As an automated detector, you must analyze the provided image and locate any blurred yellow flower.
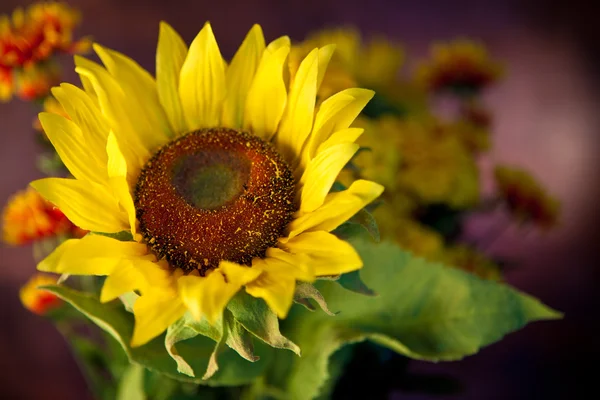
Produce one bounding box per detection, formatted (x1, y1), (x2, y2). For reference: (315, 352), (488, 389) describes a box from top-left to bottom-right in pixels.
(445, 119), (490, 153)
(377, 211), (444, 258)
(494, 166), (559, 229)
(435, 245), (502, 281)
(355, 116), (480, 209)
(20, 273), (63, 315)
(415, 39), (503, 94)
(291, 28), (404, 98)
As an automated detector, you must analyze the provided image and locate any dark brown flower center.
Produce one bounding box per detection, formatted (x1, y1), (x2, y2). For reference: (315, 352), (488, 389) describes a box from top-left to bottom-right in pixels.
(134, 128), (296, 275)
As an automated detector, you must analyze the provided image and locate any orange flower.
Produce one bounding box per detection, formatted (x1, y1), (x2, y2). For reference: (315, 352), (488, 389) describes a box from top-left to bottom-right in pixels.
(415, 39), (503, 94)
(0, 2), (90, 101)
(13, 60), (60, 101)
(494, 166), (560, 229)
(2, 187), (86, 245)
(0, 65), (12, 100)
(19, 273), (62, 315)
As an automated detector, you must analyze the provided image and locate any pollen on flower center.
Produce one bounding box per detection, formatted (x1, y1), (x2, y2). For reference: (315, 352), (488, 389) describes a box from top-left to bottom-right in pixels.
(134, 128), (296, 275)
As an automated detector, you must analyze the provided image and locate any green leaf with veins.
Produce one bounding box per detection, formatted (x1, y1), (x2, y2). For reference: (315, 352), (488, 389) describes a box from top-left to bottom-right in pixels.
(268, 239), (561, 400)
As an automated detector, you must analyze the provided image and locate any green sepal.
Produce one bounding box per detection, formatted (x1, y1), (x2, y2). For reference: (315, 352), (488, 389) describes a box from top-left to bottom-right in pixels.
(268, 239), (561, 399)
(333, 207), (380, 242)
(336, 270), (377, 297)
(228, 291), (301, 356)
(41, 285), (266, 386)
(165, 309), (258, 380)
(293, 282), (336, 316)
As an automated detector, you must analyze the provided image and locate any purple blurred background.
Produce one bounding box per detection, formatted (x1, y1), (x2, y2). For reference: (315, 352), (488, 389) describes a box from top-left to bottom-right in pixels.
(1, 0), (598, 398)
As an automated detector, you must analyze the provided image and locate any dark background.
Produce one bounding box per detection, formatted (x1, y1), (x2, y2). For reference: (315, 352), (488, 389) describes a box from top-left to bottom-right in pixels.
(1, 0), (598, 399)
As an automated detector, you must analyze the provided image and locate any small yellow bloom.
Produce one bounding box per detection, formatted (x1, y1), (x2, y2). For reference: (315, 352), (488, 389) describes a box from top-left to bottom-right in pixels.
(494, 166), (559, 229)
(415, 39), (503, 94)
(20, 273), (63, 315)
(375, 211), (444, 258)
(436, 246), (502, 281)
(354, 116), (480, 209)
(444, 119), (490, 154)
(2, 187), (84, 245)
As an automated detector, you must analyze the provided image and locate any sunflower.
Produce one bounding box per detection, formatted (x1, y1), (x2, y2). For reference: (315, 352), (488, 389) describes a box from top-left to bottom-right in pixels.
(32, 22), (383, 347)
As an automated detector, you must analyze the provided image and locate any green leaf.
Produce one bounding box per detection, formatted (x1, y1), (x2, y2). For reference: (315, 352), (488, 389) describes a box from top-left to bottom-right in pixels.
(117, 364), (146, 400)
(336, 270), (376, 297)
(43, 285), (267, 386)
(270, 240), (561, 399)
(293, 282), (336, 316)
(227, 291), (300, 356)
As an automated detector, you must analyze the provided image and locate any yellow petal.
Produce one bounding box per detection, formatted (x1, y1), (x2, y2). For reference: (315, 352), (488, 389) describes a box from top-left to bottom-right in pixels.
(38, 234), (148, 275)
(73, 55), (98, 101)
(280, 231), (362, 276)
(106, 132), (137, 235)
(132, 291), (186, 347)
(178, 267), (247, 324)
(245, 258), (296, 318)
(38, 112), (107, 185)
(156, 21), (188, 135)
(265, 247), (315, 282)
(100, 258), (171, 302)
(51, 83), (109, 166)
(221, 24), (265, 129)
(31, 178), (129, 233)
(94, 44), (173, 147)
(219, 260), (262, 286)
(301, 88), (374, 168)
(299, 142), (359, 213)
(316, 127), (364, 154)
(287, 179), (384, 239)
(74, 58), (150, 170)
(179, 23), (226, 130)
(100, 259), (140, 302)
(276, 48), (318, 164)
(243, 37), (290, 140)
(53, 84), (142, 185)
(316, 45), (336, 91)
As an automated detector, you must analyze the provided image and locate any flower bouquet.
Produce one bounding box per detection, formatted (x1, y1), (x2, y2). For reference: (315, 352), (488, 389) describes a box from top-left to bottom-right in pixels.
(2, 3), (560, 399)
